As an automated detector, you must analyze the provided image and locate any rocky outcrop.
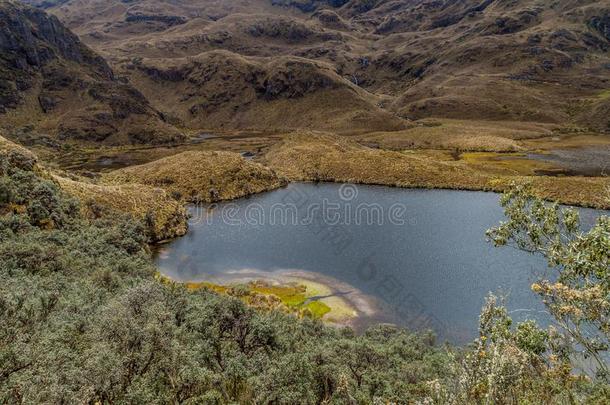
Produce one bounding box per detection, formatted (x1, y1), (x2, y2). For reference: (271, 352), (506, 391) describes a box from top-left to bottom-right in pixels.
(258, 60), (340, 100)
(125, 13), (187, 27)
(312, 10), (350, 30)
(271, 0), (349, 13)
(0, 0), (109, 111)
(246, 17), (340, 42)
(589, 14), (610, 42)
(0, 1), (184, 145)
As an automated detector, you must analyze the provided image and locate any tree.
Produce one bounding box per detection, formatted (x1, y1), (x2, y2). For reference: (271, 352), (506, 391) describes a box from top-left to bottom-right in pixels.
(487, 184), (610, 380)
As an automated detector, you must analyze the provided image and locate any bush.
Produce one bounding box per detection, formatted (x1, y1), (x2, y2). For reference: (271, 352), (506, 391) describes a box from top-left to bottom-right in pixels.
(1, 159), (607, 403)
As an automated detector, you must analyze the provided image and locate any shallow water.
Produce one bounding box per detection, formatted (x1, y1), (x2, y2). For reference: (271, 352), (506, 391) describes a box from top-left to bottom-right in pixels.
(155, 183), (605, 343)
(528, 146), (610, 176)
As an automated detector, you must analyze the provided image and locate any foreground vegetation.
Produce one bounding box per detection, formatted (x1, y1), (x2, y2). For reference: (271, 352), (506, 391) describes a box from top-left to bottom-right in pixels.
(1, 144), (609, 402)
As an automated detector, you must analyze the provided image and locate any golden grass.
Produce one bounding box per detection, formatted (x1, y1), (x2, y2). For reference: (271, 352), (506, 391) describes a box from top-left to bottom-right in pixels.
(460, 152), (560, 176)
(262, 132), (491, 190)
(488, 176), (610, 210)
(1, 134), (189, 241)
(0, 134), (35, 158)
(356, 119), (555, 152)
(104, 150), (287, 203)
(54, 175), (188, 241)
(263, 132), (610, 209)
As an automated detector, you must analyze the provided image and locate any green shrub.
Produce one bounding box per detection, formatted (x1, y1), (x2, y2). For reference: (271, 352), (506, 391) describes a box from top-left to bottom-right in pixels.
(0, 157), (607, 403)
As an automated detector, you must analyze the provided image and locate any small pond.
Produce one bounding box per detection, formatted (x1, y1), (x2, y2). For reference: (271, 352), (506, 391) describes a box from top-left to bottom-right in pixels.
(155, 183), (604, 343)
(528, 146), (610, 176)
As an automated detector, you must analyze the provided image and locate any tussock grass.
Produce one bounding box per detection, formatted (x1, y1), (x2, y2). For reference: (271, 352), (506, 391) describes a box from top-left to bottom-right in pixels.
(358, 119), (555, 152)
(0, 135), (36, 158)
(263, 132), (610, 209)
(488, 176), (610, 210)
(104, 150), (287, 203)
(1, 133), (188, 241)
(54, 175), (188, 241)
(262, 132), (491, 190)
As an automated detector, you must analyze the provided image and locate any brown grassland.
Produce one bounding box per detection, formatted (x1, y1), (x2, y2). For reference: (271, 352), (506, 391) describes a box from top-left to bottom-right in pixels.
(54, 175), (188, 241)
(261, 132), (610, 209)
(104, 150), (287, 203)
(29, 126), (610, 212)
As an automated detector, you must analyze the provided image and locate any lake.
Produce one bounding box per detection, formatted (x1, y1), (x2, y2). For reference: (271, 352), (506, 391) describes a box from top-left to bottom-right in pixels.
(155, 183), (604, 343)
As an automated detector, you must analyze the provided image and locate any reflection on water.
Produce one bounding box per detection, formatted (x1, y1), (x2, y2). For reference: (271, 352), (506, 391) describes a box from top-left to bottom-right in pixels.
(155, 183), (605, 344)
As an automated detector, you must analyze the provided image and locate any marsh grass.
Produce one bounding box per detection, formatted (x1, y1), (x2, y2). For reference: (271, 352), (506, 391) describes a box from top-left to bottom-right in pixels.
(179, 279), (335, 320)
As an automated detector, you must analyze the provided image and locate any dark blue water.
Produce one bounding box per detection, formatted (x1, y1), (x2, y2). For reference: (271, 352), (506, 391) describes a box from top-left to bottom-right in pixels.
(155, 183), (604, 343)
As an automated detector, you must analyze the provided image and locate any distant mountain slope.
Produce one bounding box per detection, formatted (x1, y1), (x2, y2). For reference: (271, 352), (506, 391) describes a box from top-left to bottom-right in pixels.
(1, 0), (184, 144)
(17, 0), (610, 133)
(122, 50), (407, 133)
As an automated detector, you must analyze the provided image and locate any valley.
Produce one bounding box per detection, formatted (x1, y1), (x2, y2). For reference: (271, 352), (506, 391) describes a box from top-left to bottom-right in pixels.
(29, 125), (610, 209)
(1, 0), (609, 402)
(2, 0), (609, 210)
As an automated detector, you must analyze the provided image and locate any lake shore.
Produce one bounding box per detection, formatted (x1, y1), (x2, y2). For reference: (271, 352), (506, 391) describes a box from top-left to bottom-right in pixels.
(157, 267), (384, 329)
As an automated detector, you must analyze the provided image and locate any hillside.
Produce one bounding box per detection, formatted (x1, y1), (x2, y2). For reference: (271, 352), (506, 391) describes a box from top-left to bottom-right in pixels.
(21, 0), (610, 134)
(0, 133), (188, 240)
(2, 2), (610, 401)
(0, 0), (184, 145)
(104, 150), (287, 202)
(1, 130), (609, 403)
(124, 51), (407, 133)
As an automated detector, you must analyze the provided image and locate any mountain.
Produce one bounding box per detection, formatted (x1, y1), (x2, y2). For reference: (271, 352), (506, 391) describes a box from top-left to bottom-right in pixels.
(0, 0), (184, 145)
(14, 0), (610, 134)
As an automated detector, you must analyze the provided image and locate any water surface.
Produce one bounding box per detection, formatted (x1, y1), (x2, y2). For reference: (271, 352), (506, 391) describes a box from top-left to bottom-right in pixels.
(155, 183), (604, 343)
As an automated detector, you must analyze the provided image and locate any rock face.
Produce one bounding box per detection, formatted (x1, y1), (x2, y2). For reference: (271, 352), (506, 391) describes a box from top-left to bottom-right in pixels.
(0, 1), (184, 144)
(589, 14), (610, 41)
(0, 4), (110, 71)
(0, 0), (109, 111)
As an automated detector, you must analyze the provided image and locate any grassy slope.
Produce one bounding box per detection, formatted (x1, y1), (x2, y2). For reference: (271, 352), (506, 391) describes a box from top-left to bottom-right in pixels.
(36, 0), (610, 134)
(262, 132), (610, 209)
(54, 175), (187, 241)
(104, 150), (287, 203)
(2, 124), (609, 404)
(1, 134), (187, 241)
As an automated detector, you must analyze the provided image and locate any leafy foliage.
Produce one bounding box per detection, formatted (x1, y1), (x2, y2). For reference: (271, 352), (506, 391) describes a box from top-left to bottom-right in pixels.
(1, 158), (608, 403)
(488, 184), (610, 380)
(0, 155), (452, 403)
